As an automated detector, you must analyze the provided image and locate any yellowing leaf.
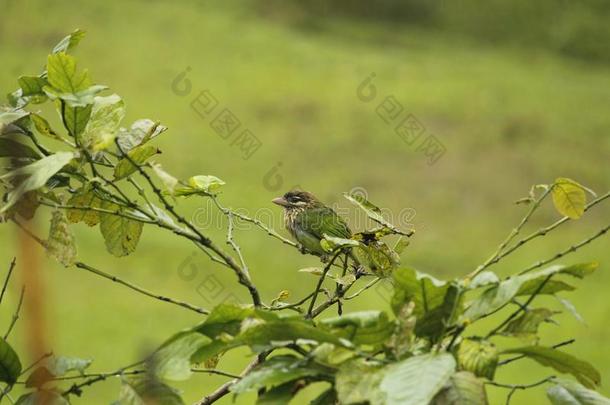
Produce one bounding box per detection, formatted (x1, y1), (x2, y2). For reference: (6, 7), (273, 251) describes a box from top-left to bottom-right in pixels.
(99, 202), (144, 257)
(66, 187), (102, 226)
(552, 178), (586, 219)
(46, 210), (77, 267)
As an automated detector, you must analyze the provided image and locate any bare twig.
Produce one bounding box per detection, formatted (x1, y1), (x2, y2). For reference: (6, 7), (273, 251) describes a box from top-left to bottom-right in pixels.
(306, 250), (344, 318)
(470, 186), (552, 278)
(486, 376), (555, 405)
(0, 258), (17, 306)
(519, 223), (610, 275)
(4, 286), (25, 340)
(486, 274), (552, 338)
(11, 218), (209, 315)
(494, 191), (609, 268)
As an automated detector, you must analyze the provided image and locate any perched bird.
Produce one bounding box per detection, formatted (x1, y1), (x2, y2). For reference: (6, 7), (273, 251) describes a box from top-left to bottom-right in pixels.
(272, 190), (352, 258)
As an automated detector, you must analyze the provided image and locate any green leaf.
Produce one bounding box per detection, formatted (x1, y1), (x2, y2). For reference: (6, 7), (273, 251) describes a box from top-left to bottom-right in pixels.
(114, 145), (159, 180)
(186, 175), (225, 194)
(380, 353), (456, 405)
(517, 279), (576, 296)
(392, 268), (462, 341)
(501, 308), (558, 338)
(0, 138), (41, 159)
(153, 331), (211, 381)
(46, 210), (77, 267)
(15, 391), (69, 405)
(0, 151), (74, 213)
(118, 376), (185, 405)
(46, 52), (91, 95)
(468, 271), (500, 289)
(99, 201), (144, 257)
(552, 178), (587, 219)
(431, 371), (489, 405)
(237, 317), (348, 351)
(18, 76), (48, 103)
(464, 263), (598, 321)
(117, 119), (167, 152)
(66, 186), (103, 226)
(547, 378), (610, 405)
(230, 355), (327, 394)
(501, 346), (601, 388)
(456, 339), (498, 380)
(256, 381), (302, 405)
(59, 101), (93, 137)
(310, 388), (338, 405)
(335, 361), (385, 405)
(52, 29), (86, 54)
(321, 234), (360, 252)
(84, 94), (126, 151)
(45, 84), (108, 108)
(0, 338), (22, 384)
(343, 192), (410, 236)
(320, 311), (394, 346)
(194, 303), (255, 338)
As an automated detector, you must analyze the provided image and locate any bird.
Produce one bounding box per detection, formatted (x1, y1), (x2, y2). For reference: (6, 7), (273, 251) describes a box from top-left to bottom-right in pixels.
(272, 190), (353, 259)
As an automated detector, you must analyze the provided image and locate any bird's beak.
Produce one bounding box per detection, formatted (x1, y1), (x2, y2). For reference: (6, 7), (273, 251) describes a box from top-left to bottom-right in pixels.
(272, 197), (289, 207)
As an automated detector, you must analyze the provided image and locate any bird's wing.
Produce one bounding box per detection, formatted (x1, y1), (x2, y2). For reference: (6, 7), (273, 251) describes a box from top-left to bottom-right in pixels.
(295, 206), (352, 240)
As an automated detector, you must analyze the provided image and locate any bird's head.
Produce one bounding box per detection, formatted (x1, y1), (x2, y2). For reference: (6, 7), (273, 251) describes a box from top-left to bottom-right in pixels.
(272, 190), (322, 210)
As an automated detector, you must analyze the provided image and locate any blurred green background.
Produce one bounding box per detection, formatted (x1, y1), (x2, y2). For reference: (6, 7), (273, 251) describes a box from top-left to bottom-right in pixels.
(1, 0), (609, 403)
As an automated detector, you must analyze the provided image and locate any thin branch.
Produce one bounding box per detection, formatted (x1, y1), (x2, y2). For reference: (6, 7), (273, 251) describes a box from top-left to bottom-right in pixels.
(74, 262), (209, 315)
(470, 186), (552, 278)
(345, 277), (381, 300)
(12, 218), (209, 315)
(17, 368), (239, 384)
(486, 375), (555, 405)
(486, 274), (552, 338)
(115, 140), (261, 307)
(38, 201), (156, 224)
(519, 223), (610, 275)
(196, 354), (266, 405)
(498, 339), (575, 366)
(0, 258), (17, 306)
(494, 191), (609, 268)
(19, 352), (54, 377)
(226, 212), (249, 278)
(306, 250), (344, 318)
(4, 286), (25, 340)
(210, 196), (297, 248)
(63, 360), (144, 397)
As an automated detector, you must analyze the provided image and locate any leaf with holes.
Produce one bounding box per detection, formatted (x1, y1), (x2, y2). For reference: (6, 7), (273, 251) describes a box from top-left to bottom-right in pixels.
(66, 186), (103, 226)
(99, 202), (144, 257)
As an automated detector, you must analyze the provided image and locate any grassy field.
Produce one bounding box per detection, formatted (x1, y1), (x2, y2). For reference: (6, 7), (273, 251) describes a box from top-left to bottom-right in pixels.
(1, 0), (609, 403)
